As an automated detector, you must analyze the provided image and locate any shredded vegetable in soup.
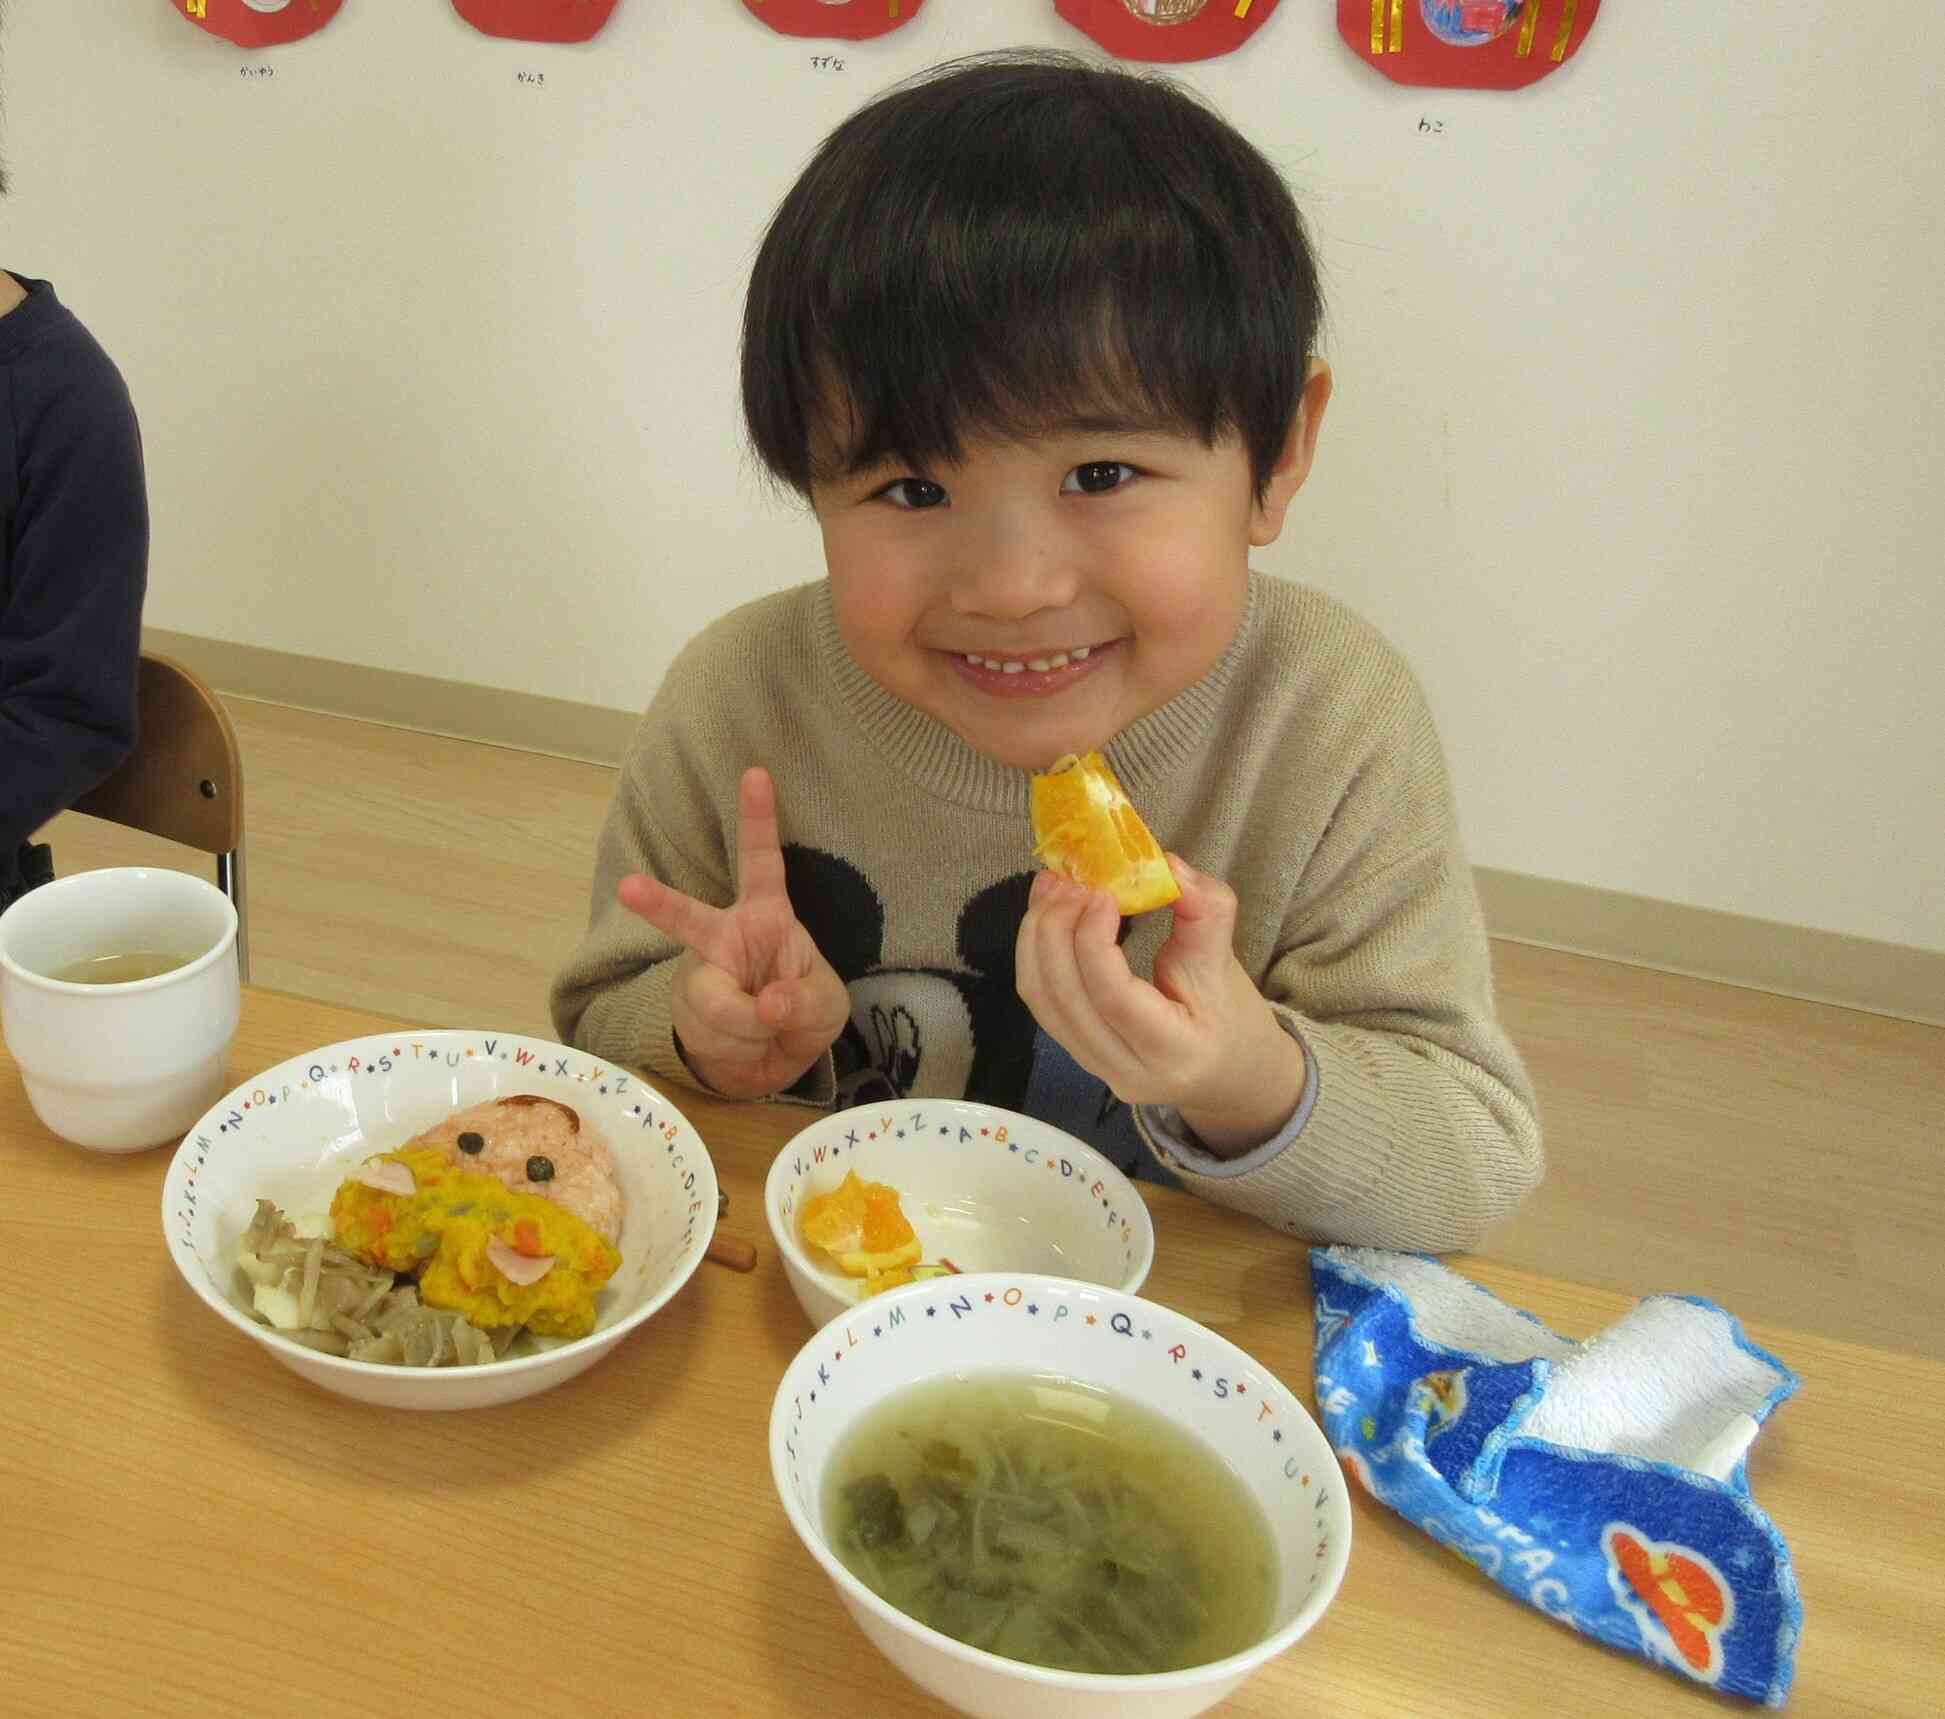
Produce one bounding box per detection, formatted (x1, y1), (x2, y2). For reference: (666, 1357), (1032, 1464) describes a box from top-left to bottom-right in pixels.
(822, 1373), (1277, 1675)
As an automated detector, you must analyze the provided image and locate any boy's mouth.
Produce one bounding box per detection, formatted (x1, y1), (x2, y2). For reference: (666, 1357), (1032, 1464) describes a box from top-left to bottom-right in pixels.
(942, 639), (1118, 696)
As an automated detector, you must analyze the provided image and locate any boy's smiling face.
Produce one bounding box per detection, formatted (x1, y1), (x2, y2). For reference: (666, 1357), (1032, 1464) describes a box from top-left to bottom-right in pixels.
(812, 391), (1324, 771)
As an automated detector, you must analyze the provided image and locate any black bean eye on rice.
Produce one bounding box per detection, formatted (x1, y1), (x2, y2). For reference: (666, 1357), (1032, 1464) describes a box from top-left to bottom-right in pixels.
(458, 1131), (484, 1154)
(527, 1155), (555, 1183)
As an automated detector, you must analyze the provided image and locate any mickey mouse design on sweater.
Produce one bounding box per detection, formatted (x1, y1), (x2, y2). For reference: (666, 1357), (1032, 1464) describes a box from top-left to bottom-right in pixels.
(782, 847), (1156, 1180)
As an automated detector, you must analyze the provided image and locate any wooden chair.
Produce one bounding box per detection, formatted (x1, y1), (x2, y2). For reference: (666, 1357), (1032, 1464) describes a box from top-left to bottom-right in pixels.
(69, 652), (249, 980)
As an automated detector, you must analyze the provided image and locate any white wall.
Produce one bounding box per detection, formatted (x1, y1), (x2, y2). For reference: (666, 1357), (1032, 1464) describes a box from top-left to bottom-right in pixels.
(8, 2), (1941, 952)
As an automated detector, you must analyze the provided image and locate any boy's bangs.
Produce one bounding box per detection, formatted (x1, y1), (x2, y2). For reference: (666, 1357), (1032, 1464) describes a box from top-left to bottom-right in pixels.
(811, 301), (1224, 484)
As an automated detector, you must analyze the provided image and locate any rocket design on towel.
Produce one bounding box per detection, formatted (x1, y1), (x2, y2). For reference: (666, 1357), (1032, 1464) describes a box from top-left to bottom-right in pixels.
(1417, 1368), (1469, 1439)
(1310, 1247), (1801, 1706)
(1604, 1526), (1734, 1683)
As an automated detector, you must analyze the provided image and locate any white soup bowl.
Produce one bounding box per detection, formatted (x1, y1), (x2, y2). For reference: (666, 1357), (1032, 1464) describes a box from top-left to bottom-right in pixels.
(770, 1272), (1352, 1719)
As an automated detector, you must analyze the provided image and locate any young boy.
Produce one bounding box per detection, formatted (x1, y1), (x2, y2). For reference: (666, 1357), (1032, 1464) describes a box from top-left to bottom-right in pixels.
(553, 52), (1542, 1252)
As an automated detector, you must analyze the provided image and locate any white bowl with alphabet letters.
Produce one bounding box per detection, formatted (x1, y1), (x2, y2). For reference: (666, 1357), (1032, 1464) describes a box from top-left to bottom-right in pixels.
(770, 1272), (1352, 1719)
(161, 1030), (717, 1410)
(765, 1100), (1154, 1329)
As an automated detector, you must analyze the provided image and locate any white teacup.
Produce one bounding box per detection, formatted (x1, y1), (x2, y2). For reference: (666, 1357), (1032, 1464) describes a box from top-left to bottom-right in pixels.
(0, 867), (241, 1152)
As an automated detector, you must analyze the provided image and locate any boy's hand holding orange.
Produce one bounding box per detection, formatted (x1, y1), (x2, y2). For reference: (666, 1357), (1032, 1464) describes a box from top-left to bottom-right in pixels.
(617, 766), (849, 1100)
(1019, 759), (1306, 1154)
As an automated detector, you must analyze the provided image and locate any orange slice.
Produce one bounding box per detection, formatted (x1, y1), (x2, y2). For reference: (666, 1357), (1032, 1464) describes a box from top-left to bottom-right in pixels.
(801, 1171), (921, 1279)
(800, 1171), (867, 1255)
(1030, 750), (1181, 915)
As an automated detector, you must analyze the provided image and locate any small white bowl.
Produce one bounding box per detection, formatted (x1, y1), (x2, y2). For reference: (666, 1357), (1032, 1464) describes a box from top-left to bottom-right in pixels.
(770, 1272), (1352, 1719)
(161, 1029), (717, 1410)
(765, 1100), (1154, 1328)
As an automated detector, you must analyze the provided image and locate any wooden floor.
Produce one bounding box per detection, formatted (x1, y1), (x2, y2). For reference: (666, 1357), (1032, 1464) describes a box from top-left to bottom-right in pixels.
(41, 697), (1945, 1363)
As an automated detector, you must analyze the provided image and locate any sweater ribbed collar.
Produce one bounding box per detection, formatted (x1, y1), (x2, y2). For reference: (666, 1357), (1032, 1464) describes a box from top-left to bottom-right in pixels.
(813, 575), (1263, 816)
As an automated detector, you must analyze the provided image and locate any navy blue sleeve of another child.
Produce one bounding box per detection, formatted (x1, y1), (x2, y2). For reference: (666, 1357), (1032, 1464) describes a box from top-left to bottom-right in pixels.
(0, 278), (150, 853)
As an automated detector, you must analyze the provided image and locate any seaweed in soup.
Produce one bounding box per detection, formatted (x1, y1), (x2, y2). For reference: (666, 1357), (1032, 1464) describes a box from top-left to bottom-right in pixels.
(824, 1373), (1276, 1675)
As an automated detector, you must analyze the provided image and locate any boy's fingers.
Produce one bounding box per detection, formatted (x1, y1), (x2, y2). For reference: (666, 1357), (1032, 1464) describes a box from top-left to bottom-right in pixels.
(1013, 902), (1049, 1014)
(618, 873), (722, 955)
(683, 959), (775, 1048)
(1017, 881), (1089, 1010)
(734, 765), (790, 904)
(1072, 889), (1182, 1050)
(1156, 855), (1240, 979)
(1020, 885), (1146, 1084)
(757, 972), (850, 1044)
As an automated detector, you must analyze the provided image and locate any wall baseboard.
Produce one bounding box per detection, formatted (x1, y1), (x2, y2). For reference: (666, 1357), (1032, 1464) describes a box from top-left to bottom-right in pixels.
(150, 628), (1945, 1028)
(1475, 869), (1942, 1028)
(146, 628), (641, 767)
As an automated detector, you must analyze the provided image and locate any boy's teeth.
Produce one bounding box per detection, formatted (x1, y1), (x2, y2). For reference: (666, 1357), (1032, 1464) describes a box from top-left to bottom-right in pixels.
(966, 649), (1088, 672)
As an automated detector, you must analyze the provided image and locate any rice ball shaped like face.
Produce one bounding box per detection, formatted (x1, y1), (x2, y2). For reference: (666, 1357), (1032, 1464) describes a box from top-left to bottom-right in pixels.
(406, 1096), (624, 1243)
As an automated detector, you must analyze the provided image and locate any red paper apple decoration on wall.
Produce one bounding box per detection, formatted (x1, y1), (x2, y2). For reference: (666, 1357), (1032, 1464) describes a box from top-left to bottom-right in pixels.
(741, 0), (924, 42)
(168, 0), (344, 49)
(1342, 0), (1601, 89)
(452, 0), (623, 42)
(1054, 0), (1281, 64)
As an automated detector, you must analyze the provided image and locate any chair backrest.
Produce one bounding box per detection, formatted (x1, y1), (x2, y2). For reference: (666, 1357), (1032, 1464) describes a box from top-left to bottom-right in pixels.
(69, 652), (243, 854)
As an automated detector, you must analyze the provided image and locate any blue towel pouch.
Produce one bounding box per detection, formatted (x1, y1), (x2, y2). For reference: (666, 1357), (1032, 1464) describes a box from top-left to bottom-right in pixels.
(1310, 1246), (1802, 1705)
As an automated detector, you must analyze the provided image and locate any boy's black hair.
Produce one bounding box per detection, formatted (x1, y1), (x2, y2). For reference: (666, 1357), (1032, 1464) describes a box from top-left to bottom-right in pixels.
(741, 50), (1321, 503)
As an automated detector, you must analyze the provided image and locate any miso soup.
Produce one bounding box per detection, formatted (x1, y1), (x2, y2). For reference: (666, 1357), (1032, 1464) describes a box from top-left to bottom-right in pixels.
(822, 1372), (1277, 1675)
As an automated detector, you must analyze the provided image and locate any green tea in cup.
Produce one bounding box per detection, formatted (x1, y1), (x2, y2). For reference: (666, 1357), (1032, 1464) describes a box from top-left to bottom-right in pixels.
(0, 868), (240, 1151)
(49, 951), (194, 985)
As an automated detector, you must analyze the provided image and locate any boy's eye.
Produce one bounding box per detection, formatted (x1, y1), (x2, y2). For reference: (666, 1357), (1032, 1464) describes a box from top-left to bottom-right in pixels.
(1062, 461), (1136, 496)
(879, 477), (949, 510)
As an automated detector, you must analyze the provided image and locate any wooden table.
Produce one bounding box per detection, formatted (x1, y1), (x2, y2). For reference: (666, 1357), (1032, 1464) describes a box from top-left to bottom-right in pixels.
(3, 987), (1938, 1717)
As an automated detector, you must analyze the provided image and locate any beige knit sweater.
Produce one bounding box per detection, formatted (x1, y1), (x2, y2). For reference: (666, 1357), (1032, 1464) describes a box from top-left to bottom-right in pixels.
(552, 573), (1542, 1252)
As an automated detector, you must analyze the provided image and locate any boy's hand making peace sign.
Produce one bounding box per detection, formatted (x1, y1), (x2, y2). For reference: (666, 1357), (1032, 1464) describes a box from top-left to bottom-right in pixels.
(616, 766), (850, 1099)
(1015, 858), (1309, 1155)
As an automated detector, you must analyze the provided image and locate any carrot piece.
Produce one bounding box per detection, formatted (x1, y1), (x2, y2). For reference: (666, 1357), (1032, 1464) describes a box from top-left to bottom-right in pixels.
(514, 1218), (544, 1257)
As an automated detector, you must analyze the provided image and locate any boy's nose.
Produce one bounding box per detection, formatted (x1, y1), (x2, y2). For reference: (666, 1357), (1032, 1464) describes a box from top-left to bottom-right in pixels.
(948, 525), (1079, 619)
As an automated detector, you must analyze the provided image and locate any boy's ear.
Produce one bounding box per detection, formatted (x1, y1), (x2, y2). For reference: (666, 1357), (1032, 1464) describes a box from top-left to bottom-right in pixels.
(1249, 360), (1333, 547)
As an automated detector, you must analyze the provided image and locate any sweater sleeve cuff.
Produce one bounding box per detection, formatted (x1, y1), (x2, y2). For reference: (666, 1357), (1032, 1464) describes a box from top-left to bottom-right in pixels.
(1136, 1010), (1317, 1179)
(779, 1054), (838, 1107)
(667, 1025), (838, 1109)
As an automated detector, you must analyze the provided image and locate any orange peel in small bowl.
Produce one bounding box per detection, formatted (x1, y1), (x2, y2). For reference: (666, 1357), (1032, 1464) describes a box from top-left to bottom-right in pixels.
(1030, 750), (1181, 916)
